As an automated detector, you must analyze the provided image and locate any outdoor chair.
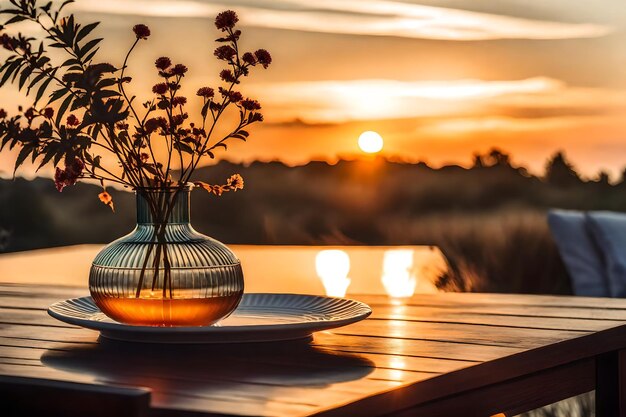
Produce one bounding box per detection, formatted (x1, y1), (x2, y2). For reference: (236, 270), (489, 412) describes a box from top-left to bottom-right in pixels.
(548, 210), (626, 297)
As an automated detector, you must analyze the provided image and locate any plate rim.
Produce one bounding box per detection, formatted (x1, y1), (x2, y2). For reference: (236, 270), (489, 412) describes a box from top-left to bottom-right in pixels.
(47, 293), (372, 336)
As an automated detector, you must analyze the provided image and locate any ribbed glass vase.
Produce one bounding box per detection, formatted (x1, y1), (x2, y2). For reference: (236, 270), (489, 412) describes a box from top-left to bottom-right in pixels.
(89, 185), (244, 327)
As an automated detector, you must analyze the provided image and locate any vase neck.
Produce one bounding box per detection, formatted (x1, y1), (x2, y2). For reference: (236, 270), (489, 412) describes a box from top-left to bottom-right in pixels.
(136, 187), (191, 224)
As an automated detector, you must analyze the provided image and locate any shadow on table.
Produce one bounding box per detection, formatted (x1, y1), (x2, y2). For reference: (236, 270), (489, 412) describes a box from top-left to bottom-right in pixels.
(41, 337), (375, 389)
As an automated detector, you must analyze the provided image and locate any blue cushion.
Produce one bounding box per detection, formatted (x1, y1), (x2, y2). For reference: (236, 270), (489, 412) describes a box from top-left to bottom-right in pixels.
(547, 210), (609, 297)
(586, 211), (626, 297)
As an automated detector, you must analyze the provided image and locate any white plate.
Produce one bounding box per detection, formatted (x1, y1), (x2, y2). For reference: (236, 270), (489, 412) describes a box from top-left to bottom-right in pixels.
(48, 293), (371, 343)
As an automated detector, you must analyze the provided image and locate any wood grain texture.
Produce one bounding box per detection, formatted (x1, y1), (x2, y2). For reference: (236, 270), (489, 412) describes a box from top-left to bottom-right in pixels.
(3, 284), (626, 416)
(378, 358), (595, 417)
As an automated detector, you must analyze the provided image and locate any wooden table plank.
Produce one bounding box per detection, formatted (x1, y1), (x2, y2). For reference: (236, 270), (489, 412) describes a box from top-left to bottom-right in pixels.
(0, 362), (321, 417)
(4, 284), (626, 416)
(0, 350), (428, 417)
(376, 358), (596, 417)
(359, 292), (626, 309)
(365, 301), (626, 321)
(370, 305), (626, 327)
(0, 306), (596, 351)
(312, 333), (523, 362)
(335, 319), (591, 349)
(0, 336), (463, 375)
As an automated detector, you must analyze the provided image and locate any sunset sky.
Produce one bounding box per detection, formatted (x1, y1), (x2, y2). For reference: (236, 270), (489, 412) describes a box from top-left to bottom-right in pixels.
(1, 0), (626, 178)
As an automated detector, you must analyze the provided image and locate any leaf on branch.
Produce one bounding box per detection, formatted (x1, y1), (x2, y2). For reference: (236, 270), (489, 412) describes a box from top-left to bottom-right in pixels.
(230, 130), (248, 141)
(11, 61), (25, 83)
(53, 151), (64, 167)
(4, 15), (28, 25)
(90, 123), (101, 140)
(14, 146), (33, 176)
(98, 191), (115, 212)
(173, 141), (194, 154)
(56, 94), (74, 125)
(18, 66), (33, 90)
(200, 101), (210, 118)
(96, 89), (121, 99)
(48, 88), (69, 104)
(0, 61), (22, 87)
(61, 58), (81, 67)
(37, 146), (59, 171)
(36, 56), (51, 67)
(79, 38), (102, 59)
(27, 71), (47, 92)
(41, 2), (53, 13)
(35, 77), (54, 105)
(142, 163), (161, 177)
(83, 47), (100, 63)
(76, 22), (99, 43)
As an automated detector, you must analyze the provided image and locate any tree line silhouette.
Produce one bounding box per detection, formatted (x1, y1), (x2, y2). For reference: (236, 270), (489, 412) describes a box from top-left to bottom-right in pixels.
(1, 149), (624, 253)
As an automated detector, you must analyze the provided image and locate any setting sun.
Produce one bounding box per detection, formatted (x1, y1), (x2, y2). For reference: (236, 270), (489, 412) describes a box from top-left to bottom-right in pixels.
(358, 131), (384, 154)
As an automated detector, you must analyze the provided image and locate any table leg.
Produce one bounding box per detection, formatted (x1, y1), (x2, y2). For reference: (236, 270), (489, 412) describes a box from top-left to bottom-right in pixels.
(596, 350), (626, 417)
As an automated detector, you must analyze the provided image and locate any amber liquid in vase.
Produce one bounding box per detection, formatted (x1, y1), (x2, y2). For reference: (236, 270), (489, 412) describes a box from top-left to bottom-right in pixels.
(93, 291), (243, 327)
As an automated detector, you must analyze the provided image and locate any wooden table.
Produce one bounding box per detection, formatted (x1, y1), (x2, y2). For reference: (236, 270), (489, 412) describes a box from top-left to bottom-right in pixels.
(2, 284), (626, 416)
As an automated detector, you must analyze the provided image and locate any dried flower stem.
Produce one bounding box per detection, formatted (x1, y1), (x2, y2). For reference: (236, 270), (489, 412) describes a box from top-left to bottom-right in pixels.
(1, 4), (270, 299)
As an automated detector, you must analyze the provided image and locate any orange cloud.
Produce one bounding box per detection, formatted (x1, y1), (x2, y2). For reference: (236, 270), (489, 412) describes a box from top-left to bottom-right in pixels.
(246, 77), (625, 123)
(70, 0), (612, 41)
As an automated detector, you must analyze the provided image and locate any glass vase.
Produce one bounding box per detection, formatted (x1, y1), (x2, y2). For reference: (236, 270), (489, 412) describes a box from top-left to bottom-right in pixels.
(89, 184), (244, 327)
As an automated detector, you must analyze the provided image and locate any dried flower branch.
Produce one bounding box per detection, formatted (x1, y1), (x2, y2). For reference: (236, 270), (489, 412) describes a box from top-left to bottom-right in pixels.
(0, 2), (270, 208)
(0, 3), (270, 298)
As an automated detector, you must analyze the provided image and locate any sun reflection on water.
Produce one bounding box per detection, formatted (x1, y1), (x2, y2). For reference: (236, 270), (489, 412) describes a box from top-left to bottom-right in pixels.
(315, 249), (351, 297)
(381, 249), (417, 298)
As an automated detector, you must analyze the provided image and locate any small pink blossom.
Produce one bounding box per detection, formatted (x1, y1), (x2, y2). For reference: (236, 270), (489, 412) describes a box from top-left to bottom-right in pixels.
(152, 83), (168, 95)
(215, 10), (238, 31)
(133, 24), (150, 40)
(240, 99), (261, 111)
(242, 52), (256, 65)
(196, 87), (214, 98)
(54, 157), (84, 192)
(155, 57), (171, 70)
(220, 69), (236, 83)
(171, 96), (187, 107)
(228, 91), (243, 103)
(66, 114), (80, 127)
(254, 49), (272, 68)
(54, 167), (68, 192)
(214, 45), (236, 61)
(170, 64), (188, 76)
(43, 108), (54, 119)
(145, 117), (168, 133)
